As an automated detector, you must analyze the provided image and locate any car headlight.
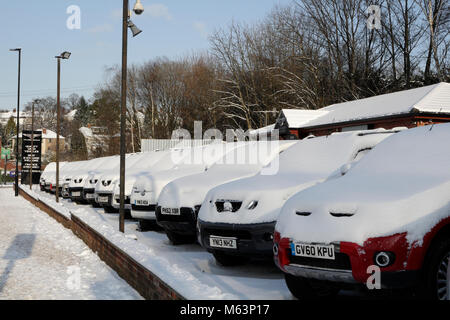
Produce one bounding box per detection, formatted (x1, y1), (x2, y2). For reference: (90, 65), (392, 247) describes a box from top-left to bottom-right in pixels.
(246, 200), (258, 210)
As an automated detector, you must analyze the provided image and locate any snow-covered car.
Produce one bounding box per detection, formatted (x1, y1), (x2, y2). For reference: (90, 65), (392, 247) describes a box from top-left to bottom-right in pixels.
(274, 124), (450, 299)
(130, 143), (234, 226)
(110, 150), (171, 212)
(94, 153), (149, 213)
(60, 160), (90, 199)
(68, 156), (114, 203)
(45, 161), (69, 194)
(198, 129), (400, 266)
(40, 162), (57, 191)
(156, 140), (297, 244)
(82, 156), (119, 206)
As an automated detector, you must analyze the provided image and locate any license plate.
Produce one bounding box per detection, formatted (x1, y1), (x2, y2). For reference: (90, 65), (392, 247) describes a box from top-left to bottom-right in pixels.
(209, 236), (237, 249)
(72, 191), (81, 197)
(85, 193), (94, 199)
(98, 196), (109, 203)
(135, 200), (149, 206)
(291, 243), (335, 260)
(161, 207), (180, 215)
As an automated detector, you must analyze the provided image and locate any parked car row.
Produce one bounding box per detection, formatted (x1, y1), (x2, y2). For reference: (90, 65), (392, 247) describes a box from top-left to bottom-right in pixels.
(38, 123), (450, 299)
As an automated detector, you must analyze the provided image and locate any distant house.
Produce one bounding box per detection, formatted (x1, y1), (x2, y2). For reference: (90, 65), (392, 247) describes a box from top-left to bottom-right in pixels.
(12, 128), (65, 157)
(274, 109), (328, 139)
(0, 110), (31, 126)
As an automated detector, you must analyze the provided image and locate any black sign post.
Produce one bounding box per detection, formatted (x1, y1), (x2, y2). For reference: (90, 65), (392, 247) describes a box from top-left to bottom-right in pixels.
(21, 130), (42, 184)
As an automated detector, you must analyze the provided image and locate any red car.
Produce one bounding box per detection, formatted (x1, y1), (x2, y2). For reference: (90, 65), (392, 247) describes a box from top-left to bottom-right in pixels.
(274, 123), (450, 299)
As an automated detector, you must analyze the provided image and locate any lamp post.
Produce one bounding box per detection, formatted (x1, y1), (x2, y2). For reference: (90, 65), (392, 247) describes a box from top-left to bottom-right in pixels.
(119, 0), (144, 233)
(55, 51), (71, 203)
(9, 48), (21, 196)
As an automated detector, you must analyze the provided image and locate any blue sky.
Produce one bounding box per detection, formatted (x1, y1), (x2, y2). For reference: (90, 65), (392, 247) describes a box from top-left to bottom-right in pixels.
(0, 0), (293, 110)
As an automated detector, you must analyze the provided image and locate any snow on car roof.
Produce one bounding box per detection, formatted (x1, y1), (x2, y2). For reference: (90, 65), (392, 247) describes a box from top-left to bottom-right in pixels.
(199, 130), (395, 225)
(302, 82), (450, 128)
(276, 123), (450, 246)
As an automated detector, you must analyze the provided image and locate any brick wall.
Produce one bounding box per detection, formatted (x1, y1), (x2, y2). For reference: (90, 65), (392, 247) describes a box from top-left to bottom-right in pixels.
(18, 188), (185, 300)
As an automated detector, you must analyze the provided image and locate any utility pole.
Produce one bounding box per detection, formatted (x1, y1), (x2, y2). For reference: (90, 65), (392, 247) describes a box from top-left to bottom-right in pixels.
(9, 48), (21, 196)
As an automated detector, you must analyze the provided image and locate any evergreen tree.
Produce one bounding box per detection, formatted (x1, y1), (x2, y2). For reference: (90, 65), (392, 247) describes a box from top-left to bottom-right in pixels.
(73, 96), (92, 127)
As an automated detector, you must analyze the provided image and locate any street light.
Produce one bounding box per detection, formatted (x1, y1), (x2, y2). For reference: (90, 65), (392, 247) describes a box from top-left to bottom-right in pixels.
(55, 51), (71, 203)
(9, 48), (21, 197)
(119, 0), (144, 233)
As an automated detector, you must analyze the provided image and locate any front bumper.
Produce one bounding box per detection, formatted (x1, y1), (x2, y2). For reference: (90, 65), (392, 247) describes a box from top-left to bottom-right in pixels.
(198, 220), (276, 257)
(112, 195), (131, 210)
(274, 232), (422, 289)
(156, 206), (200, 235)
(96, 192), (114, 208)
(69, 187), (84, 201)
(130, 203), (157, 220)
(83, 188), (96, 203)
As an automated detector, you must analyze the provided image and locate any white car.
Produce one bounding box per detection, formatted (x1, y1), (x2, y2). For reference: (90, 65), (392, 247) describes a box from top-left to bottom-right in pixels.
(110, 150), (171, 212)
(130, 143), (236, 227)
(274, 124), (450, 299)
(156, 140), (297, 244)
(82, 155), (120, 206)
(40, 162), (56, 191)
(68, 157), (115, 203)
(94, 153), (150, 213)
(45, 161), (69, 194)
(198, 129), (401, 266)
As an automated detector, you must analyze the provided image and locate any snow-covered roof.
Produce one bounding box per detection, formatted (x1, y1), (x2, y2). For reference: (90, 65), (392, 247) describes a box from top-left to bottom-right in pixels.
(249, 124), (275, 137)
(65, 109), (78, 121)
(279, 109), (329, 128)
(302, 82), (450, 128)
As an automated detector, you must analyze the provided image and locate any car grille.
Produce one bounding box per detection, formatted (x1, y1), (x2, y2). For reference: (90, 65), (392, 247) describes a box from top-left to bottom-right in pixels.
(215, 201), (242, 213)
(131, 204), (156, 212)
(289, 253), (352, 271)
(203, 227), (252, 240)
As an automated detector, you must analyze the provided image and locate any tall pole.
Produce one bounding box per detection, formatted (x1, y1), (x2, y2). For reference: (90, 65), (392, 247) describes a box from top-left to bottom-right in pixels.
(12, 49), (21, 196)
(119, 0), (129, 233)
(56, 57), (61, 203)
(29, 101), (35, 190)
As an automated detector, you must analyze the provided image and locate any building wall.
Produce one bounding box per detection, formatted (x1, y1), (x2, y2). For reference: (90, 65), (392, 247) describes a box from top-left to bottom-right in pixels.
(42, 138), (66, 156)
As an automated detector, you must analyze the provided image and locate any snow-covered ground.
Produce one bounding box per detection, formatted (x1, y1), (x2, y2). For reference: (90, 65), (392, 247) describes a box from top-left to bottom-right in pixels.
(0, 188), (142, 300)
(34, 186), (293, 300)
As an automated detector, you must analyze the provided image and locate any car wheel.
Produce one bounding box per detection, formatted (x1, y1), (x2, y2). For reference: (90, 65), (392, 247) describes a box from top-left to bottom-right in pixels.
(213, 251), (247, 266)
(166, 230), (196, 245)
(284, 274), (339, 299)
(424, 238), (450, 300)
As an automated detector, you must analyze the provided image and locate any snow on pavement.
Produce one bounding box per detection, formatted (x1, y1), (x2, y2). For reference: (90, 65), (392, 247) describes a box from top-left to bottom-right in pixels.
(0, 188), (142, 300)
